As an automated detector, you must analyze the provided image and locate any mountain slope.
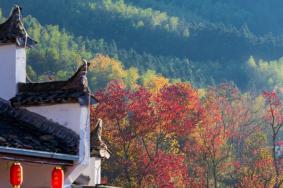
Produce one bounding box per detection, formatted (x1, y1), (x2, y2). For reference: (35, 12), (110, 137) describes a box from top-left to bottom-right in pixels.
(0, 0), (282, 90)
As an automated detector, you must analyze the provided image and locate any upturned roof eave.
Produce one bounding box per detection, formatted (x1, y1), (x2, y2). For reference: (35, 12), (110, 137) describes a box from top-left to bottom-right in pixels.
(10, 60), (97, 107)
(0, 5), (37, 48)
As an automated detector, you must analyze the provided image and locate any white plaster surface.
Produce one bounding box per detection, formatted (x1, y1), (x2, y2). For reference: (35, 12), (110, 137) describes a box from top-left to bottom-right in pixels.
(81, 157), (101, 185)
(64, 106), (92, 187)
(27, 104), (95, 186)
(27, 103), (81, 134)
(0, 44), (26, 100)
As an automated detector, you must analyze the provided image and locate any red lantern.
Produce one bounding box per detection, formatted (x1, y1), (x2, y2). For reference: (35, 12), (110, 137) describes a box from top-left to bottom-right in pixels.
(10, 163), (23, 188)
(51, 167), (64, 188)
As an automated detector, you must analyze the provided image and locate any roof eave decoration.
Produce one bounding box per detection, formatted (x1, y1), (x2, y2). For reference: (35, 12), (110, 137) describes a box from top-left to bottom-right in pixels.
(0, 5), (37, 48)
(90, 119), (110, 159)
(18, 60), (91, 93)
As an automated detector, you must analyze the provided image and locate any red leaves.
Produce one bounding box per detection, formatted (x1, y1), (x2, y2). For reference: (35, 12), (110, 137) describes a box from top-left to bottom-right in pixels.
(94, 81), (202, 186)
(263, 91), (283, 126)
(93, 81), (278, 187)
(263, 91), (281, 107)
(156, 83), (203, 135)
(141, 151), (189, 187)
(128, 87), (156, 136)
(95, 80), (129, 121)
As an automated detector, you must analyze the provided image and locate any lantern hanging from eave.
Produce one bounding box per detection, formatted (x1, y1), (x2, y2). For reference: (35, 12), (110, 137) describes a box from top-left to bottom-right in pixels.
(51, 167), (64, 188)
(10, 163), (23, 188)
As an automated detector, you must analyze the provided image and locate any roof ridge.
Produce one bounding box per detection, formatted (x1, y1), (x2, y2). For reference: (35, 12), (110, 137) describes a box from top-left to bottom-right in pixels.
(18, 60), (91, 93)
(10, 60), (96, 107)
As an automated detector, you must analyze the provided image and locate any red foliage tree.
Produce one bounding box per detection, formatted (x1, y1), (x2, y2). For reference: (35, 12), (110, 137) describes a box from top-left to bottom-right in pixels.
(263, 91), (283, 188)
(141, 151), (189, 187)
(155, 83), (203, 136)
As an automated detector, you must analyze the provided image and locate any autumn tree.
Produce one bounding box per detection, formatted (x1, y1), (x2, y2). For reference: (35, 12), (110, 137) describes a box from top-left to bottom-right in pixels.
(94, 81), (202, 187)
(94, 80), (158, 186)
(263, 91), (283, 188)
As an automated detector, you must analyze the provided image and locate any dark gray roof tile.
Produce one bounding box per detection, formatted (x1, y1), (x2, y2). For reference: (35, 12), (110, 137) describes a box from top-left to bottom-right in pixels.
(0, 99), (79, 155)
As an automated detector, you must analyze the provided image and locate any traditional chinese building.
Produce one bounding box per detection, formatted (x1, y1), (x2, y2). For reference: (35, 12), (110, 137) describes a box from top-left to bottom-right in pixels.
(0, 6), (109, 188)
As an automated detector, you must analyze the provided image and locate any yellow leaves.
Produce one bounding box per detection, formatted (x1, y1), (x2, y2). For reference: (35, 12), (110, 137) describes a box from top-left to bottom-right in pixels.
(89, 55), (171, 92)
(89, 54), (127, 89)
(141, 70), (169, 94)
(91, 54), (126, 79)
(259, 147), (272, 159)
(124, 67), (139, 89)
(167, 136), (180, 154)
(198, 88), (206, 98)
(252, 95), (265, 112)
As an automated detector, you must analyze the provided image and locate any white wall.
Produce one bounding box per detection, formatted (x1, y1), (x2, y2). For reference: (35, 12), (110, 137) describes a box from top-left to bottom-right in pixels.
(27, 104), (81, 134)
(81, 157), (101, 185)
(0, 44), (26, 100)
(27, 104), (89, 161)
(0, 159), (56, 188)
(26, 104), (96, 186)
(64, 105), (93, 187)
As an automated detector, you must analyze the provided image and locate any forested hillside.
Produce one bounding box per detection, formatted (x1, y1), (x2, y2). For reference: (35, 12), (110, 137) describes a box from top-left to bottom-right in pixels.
(1, 0), (283, 89)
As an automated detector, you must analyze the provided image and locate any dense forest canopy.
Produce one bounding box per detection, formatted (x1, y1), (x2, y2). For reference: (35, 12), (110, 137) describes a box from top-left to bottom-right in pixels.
(127, 0), (283, 35)
(1, 0), (283, 90)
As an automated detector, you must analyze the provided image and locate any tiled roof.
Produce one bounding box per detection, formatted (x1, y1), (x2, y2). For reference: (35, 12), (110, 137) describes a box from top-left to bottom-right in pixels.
(11, 90), (89, 107)
(0, 99), (79, 155)
(11, 61), (97, 107)
(0, 5), (37, 48)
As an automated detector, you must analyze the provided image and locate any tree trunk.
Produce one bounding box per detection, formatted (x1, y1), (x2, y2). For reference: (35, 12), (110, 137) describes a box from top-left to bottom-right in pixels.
(212, 165), (217, 188)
